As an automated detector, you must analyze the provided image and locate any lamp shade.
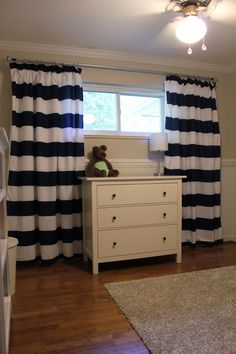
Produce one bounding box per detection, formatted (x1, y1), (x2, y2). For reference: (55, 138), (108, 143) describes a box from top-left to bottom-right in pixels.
(176, 15), (207, 44)
(149, 133), (168, 152)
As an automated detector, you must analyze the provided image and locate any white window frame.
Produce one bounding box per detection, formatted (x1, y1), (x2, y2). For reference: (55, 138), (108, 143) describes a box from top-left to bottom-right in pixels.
(83, 84), (165, 137)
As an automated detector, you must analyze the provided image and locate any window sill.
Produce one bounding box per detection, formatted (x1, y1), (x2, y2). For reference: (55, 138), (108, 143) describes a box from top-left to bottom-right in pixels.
(84, 132), (151, 140)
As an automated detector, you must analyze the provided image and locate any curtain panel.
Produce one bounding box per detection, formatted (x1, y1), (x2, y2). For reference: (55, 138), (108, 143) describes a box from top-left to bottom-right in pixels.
(7, 62), (84, 261)
(164, 75), (222, 244)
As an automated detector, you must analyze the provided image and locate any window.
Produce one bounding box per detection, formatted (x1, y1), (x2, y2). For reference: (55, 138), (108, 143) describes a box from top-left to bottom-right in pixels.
(83, 89), (164, 134)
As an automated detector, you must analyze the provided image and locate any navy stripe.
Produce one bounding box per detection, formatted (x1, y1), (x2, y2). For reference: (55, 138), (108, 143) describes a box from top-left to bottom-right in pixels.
(182, 194), (220, 207)
(10, 61), (82, 74)
(166, 92), (217, 110)
(8, 171), (84, 186)
(12, 82), (83, 101)
(8, 227), (83, 246)
(182, 217), (221, 231)
(165, 117), (220, 134)
(164, 169), (220, 183)
(10, 141), (84, 157)
(7, 199), (82, 217)
(166, 144), (220, 158)
(166, 75), (216, 89)
(12, 111), (83, 129)
(182, 239), (223, 246)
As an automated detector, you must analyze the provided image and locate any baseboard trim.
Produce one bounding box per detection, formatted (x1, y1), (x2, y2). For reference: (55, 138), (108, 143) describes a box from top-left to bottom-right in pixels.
(223, 235), (236, 243)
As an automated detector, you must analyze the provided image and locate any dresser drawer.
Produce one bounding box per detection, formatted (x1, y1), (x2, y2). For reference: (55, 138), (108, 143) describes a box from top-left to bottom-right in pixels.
(97, 204), (177, 229)
(97, 183), (178, 206)
(98, 225), (178, 257)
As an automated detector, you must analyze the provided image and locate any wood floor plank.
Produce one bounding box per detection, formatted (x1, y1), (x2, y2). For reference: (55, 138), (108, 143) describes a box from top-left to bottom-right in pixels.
(9, 242), (236, 354)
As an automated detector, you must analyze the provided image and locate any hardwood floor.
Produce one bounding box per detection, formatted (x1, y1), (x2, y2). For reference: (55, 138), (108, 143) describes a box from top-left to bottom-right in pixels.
(10, 242), (236, 354)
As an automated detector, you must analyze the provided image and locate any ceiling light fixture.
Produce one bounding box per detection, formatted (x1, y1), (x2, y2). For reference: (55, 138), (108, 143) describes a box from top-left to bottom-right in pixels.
(170, 0), (212, 55)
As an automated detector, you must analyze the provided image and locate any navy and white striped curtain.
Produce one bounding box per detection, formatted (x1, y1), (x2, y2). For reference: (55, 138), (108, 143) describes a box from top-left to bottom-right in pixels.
(7, 62), (84, 261)
(164, 75), (222, 244)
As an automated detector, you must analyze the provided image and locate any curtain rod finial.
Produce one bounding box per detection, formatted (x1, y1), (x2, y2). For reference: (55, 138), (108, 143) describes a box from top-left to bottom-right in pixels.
(6, 56), (16, 63)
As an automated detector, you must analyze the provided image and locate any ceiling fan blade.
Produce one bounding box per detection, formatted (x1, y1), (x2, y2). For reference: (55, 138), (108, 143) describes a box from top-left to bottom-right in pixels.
(205, 0), (236, 24)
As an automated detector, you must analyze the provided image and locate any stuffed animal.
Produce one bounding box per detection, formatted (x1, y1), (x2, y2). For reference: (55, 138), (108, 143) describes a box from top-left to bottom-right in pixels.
(85, 145), (119, 177)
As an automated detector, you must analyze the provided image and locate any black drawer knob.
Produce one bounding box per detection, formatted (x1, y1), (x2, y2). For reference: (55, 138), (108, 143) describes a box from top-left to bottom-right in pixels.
(163, 191), (167, 197)
(112, 242), (117, 248)
(163, 213), (167, 218)
(163, 237), (167, 242)
(112, 216), (117, 222)
(112, 193), (116, 199)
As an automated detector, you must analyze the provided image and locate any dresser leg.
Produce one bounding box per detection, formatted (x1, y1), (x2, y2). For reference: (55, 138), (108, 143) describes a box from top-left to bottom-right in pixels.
(92, 262), (98, 275)
(176, 253), (182, 263)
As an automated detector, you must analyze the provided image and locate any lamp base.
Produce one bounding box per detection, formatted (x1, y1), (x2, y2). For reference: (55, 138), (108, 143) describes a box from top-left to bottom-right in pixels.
(154, 152), (165, 176)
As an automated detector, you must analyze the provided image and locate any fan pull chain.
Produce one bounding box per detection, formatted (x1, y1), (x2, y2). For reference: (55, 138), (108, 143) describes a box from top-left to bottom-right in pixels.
(202, 36), (207, 51)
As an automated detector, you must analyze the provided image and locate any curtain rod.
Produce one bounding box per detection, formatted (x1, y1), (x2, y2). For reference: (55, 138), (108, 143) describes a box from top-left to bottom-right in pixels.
(6, 56), (217, 82)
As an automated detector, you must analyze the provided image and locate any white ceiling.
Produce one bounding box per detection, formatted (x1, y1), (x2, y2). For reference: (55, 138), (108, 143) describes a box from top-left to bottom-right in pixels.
(0, 0), (236, 68)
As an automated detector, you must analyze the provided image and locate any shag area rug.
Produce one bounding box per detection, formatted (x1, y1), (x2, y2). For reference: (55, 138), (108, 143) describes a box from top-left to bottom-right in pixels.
(105, 266), (236, 354)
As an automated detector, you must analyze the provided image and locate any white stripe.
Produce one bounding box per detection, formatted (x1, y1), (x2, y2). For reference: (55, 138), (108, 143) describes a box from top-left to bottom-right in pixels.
(165, 104), (218, 122)
(11, 68), (82, 87)
(13, 96), (83, 115)
(183, 206), (221, 219)
(165, 156), (221, 170)
(8, 213), (82, 232)
(39, 240), (83, 260)
(182, 228), (222, 243)
(16, 240), (82, 261)
(167, 131), (220, 146)
(182, 181), (221, 195)
(9, 155), (85, 172)
(11, 126), (84, 143)
(165, 80), (215, 99)
(7, 185), (82, 202)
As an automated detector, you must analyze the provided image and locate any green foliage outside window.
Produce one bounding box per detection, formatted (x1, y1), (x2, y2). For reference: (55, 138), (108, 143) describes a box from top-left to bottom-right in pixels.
(84, 91), (117, 130)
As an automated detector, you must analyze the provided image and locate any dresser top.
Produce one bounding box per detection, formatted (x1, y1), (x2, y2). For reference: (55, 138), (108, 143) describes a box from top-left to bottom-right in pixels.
(79, 176), (186, 181)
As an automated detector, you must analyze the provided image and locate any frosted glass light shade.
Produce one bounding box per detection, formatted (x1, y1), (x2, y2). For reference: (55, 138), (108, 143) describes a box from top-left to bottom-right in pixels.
(176, 15), (207, 44)
(149, 133), (168, 152)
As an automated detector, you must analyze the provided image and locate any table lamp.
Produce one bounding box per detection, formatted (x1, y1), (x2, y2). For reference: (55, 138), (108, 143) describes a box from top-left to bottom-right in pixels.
(149, 133), (168, 176)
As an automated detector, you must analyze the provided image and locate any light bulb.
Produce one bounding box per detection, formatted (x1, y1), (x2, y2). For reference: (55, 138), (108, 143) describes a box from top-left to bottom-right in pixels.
(176, 15), (207, 44)
(188, 47), (192, 55)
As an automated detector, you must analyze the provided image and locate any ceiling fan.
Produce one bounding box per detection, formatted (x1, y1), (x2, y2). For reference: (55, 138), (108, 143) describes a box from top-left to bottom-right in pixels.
(167, 0), (212, 13)
(165, 0), (220, 54)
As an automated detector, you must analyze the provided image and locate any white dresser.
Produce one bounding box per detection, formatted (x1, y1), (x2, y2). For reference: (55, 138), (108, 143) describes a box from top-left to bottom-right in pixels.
(80, 176), (184, 274)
